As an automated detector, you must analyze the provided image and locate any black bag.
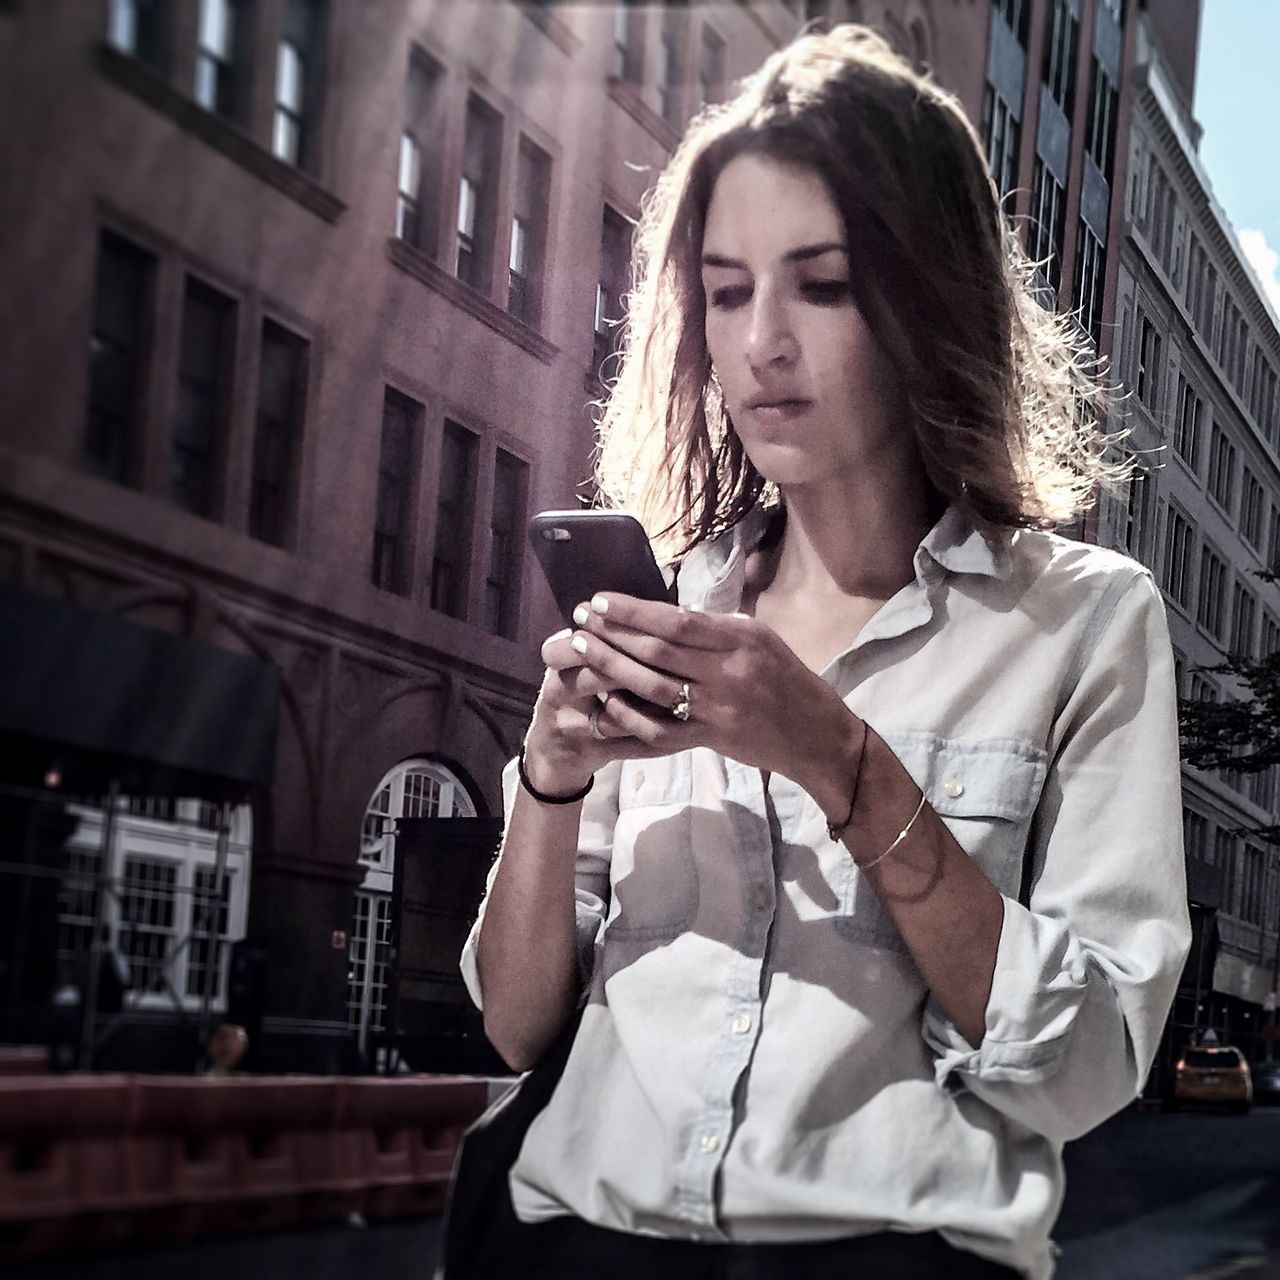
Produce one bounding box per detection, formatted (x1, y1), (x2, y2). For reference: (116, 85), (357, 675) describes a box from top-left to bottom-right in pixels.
(435, 1007), (583, 1279)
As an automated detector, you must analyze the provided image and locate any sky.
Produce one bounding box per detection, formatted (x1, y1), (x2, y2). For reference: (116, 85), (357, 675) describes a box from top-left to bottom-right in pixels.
(1193, 0), (1280, 314)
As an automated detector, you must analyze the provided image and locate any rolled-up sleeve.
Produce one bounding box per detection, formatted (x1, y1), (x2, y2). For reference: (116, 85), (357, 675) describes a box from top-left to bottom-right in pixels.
(923, 568), (1191, 1144)
(460, 755), (620, 1011)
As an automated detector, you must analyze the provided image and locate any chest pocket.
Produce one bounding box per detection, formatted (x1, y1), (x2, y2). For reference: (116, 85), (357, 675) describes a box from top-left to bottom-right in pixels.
(605, 754), (697, 941)
(834, 733), (1047, 954)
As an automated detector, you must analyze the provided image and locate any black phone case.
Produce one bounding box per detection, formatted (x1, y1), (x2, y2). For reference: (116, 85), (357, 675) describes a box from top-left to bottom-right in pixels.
(528, 511), (672, 625)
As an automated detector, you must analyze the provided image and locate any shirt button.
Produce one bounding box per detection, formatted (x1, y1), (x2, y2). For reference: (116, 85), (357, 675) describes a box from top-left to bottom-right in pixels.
(732, 1012), (752, 1035)
(750, 884), (770, 911)
(699, 1133), (720, 1154)
(943, 777), (964, 799)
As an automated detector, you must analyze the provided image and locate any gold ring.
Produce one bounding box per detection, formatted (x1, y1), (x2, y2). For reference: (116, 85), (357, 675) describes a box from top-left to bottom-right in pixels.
(671, 682), (692, 722)
(588, 704), (608, 740)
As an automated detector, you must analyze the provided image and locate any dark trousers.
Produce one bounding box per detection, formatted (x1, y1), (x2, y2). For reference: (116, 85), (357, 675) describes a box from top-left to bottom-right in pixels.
(524, 1216), (1021, 1279)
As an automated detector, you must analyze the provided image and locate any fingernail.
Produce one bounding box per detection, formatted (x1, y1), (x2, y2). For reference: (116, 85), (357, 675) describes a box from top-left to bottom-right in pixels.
(572, 604), (589, 626)
(570, 634), (588, 654)
(590, 595), (609, 615)
(548, 627), (572, 643)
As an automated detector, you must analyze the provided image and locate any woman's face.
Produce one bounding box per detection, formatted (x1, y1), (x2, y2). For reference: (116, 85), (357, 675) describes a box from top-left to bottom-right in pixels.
(701, 152), (909, 491)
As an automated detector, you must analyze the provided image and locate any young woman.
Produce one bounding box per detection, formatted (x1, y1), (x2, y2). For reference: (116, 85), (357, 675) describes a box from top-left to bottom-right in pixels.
(461, 24), (1188, 1280)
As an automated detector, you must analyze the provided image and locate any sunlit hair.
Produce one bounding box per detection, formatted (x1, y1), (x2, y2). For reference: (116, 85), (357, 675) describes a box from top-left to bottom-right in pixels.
(593, 24), (1121, 562)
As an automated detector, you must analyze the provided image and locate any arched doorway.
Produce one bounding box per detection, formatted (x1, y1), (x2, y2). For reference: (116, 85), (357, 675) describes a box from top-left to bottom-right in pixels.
(346, 759), (478, 1060)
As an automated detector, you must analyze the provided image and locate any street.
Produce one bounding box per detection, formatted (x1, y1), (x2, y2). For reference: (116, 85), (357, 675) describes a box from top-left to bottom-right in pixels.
(10, 1105), (1280, 1280)
(1056, 1106), (1280, 1279)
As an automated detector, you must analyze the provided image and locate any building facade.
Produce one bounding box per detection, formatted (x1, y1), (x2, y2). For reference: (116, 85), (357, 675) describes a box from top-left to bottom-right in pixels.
(1094, 14), (1280, 1066)
(0, 0), (821, 1072)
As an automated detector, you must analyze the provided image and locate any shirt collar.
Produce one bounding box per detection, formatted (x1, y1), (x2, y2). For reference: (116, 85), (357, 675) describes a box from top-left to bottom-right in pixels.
(914, 505), (1010, 583)
(678, 503), (1009, 612)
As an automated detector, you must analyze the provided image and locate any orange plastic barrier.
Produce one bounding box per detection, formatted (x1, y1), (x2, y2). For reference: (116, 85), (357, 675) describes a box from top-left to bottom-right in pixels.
(0, 1073), (491, 1261)
(0, 1047), (49, 1076)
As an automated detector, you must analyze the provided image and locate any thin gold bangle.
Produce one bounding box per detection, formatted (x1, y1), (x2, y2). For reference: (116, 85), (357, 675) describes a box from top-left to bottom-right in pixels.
(855, 790), (927, 873)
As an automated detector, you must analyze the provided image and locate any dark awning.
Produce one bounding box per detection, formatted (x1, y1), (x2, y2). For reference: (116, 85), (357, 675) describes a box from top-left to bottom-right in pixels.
(0, 584), (279, 797)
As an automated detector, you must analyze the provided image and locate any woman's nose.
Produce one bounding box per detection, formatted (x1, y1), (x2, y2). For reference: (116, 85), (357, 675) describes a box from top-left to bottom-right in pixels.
(745, 295), (798, 370)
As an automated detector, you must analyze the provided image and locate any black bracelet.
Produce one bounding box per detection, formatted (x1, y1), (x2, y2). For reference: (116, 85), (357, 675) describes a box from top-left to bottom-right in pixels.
(518, 743), (594, 805)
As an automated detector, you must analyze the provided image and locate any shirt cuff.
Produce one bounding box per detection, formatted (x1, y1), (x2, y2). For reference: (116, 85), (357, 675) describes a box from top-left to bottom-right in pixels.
(922, 894), (1086, 1087)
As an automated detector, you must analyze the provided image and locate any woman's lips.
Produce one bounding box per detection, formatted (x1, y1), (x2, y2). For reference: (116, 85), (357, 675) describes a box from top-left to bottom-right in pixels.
(746, 399), (813, 425)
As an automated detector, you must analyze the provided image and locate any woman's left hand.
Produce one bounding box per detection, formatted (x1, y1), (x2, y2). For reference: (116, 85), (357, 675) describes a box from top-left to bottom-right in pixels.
(568, 592), (859, 795)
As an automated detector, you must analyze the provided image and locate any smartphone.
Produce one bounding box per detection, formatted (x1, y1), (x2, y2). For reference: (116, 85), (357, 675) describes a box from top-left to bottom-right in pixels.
(528, 510), (672, 626)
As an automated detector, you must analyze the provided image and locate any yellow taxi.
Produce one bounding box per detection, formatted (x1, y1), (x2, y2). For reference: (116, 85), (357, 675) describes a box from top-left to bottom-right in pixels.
(1171, 1045), (1252, 1113)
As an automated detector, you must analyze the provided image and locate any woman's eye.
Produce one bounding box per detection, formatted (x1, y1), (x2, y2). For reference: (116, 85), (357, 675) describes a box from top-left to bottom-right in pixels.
(709, 284), (752, 309)
(801, 280), (852, 305)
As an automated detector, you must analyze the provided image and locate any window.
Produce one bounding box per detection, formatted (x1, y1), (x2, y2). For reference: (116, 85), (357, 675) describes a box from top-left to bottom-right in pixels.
(698, 24), (726, 105)
(1270, 505), (1280, 571)
(456, 95), (502, 293)
(993, 0), (1030, 46)
(186, 865), (232, 999)
(1030, 159), (1066, 296)
(1173, 377), (1201, 470)
(348, 760), (478, 1057)
(1210, 826), (1232, 878)
(1216, 295), (1243, 386)
(371, 389), (420, 595)
(1241, 468), (1265, 549)
(273, 0), (324, 169)
(1186, 237), (1218, 338)
(1146, 162), (1177, 279)
(1161, 505), (1194, 610)
(612, 0), (644, 84)
(1041, 0), (1078, 114)
(107, 0), (167, 69)
(195, 0), (245, 119)
(1197, 545), (1227, 638)
(594, 205), (632, 380)
(484, 450), (529, 638)
(1073, 221), (1105, 349)
(431, 420), (478, 618)
(981, 86), (1020, 203)
(396, 49), (445, 253)
(1232, 319), (1249, 395)
(1183, 809), (1207, 862)
(250, 320), (307, 547)
(1207, 425), (1236, 512)
(173, 279), (235, 517)
(1190, 671), (1219, 707)
(1136, 314), (1162, 411)
(86, 231), (155, 486)
(508, 138), (551, 327)
(1122, 461), (1147, 556)
(658, 6), (686, 126)
(1085, 58), (1118, 180)
(1262, 609), (1280, 657)
(1241, 844), (1267, 926)
(54, 796), (251, 1013)
(1231, 581), (1257, 657)
(1249, 353), (1278, 443)
(1192, 253), (1217, 340)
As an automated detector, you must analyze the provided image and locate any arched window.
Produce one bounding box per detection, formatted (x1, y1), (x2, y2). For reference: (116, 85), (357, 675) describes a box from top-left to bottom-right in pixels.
(346, 759), (479, 1057)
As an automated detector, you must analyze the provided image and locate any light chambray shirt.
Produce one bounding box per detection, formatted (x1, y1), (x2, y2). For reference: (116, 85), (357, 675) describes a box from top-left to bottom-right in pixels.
(460, 505), (1190, 1280)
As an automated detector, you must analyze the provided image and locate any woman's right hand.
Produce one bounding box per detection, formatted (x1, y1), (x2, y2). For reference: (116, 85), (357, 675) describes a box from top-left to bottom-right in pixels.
(522, 623), (683, 796)
(521, 627), (615, 797)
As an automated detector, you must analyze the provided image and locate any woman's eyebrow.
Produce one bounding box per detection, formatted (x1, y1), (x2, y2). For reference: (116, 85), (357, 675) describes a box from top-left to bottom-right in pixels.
(701, 242), (848, 269)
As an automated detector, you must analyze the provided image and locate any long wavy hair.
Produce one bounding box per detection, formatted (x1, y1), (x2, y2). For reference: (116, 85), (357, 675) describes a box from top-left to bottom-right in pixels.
(594, 24), (1120, 562)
